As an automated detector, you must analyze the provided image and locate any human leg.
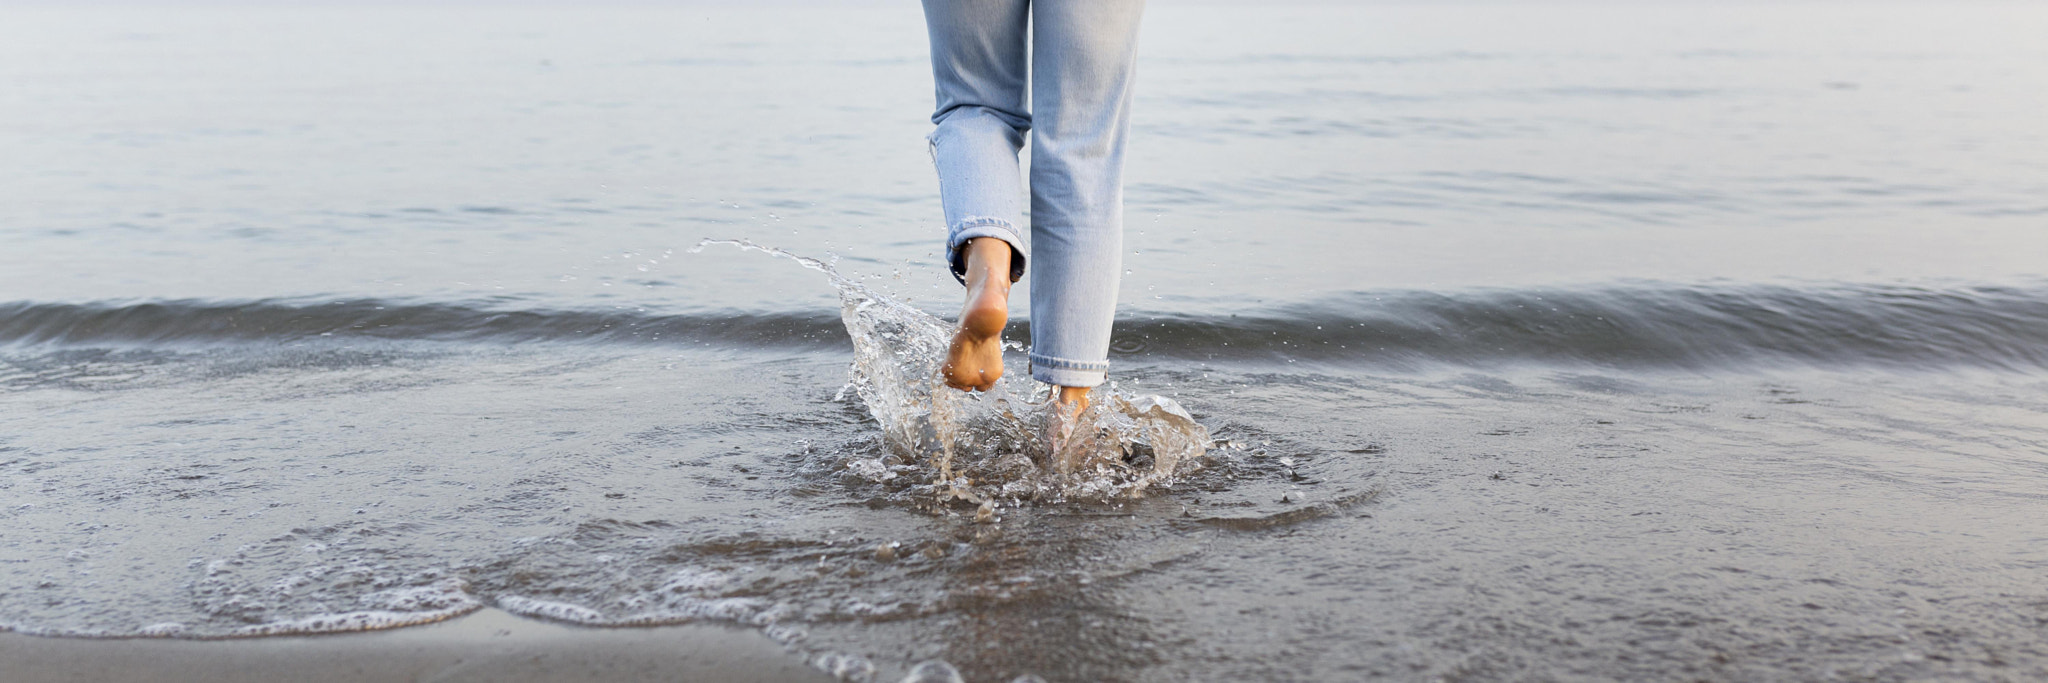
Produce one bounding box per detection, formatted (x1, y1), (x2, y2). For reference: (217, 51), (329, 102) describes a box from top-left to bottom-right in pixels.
(922, 0), (1031, 285)
(923, 0), (1032, 391)
(1026, 0), (1148, 408)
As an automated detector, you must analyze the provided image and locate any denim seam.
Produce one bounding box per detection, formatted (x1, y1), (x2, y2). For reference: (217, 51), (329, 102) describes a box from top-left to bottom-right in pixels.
(947, 217), (1022, 239)
(1027, 353), (1110, 372)
(1028, 359), (1108, 388)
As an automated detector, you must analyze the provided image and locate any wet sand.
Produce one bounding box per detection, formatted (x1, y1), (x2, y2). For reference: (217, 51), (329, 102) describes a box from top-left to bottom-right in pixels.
(0, 609), (828, 683)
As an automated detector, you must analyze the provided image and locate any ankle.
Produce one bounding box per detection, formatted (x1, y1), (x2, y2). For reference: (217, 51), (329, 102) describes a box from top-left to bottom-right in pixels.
(969, 269), (1011, 296)
(960, 238), (1013, 284)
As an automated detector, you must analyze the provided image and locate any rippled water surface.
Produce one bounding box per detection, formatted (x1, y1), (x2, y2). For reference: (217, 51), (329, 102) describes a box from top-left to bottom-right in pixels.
(4, 3), (2047, 682)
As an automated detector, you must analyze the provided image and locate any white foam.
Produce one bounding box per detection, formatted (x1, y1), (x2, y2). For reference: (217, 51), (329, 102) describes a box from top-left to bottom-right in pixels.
(228, 605), (477, 637)
(496, 594), (606, 624)
(214, 578), (481, 637)
(137, 622), (187, 636)
(360, 580), (476, 612)
(811, 651), (878, 683)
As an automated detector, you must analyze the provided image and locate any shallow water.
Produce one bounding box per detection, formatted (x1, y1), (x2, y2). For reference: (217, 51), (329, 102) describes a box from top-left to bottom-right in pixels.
(694, 238), (1214, 504)
(4, 2), (2048, 682)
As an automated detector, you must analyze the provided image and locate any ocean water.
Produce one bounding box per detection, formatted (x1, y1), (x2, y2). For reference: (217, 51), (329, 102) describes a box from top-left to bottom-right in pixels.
(4, 2), (2048, 681)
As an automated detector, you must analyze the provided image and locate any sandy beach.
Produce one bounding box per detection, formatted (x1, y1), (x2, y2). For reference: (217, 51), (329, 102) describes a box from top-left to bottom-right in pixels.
(0, 609), (827, 683)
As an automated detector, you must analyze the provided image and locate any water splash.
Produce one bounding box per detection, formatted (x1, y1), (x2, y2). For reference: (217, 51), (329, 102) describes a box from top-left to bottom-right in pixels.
(694, 239), (1210, 504)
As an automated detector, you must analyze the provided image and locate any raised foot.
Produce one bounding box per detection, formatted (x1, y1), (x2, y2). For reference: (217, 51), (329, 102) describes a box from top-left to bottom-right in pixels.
(942, 238), (1011, 392)
(942, 290), (1007, 391)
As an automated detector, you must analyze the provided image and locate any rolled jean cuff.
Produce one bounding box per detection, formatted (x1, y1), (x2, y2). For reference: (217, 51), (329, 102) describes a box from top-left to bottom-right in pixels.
(947, 218), (1027, 285)
(1029, 353), (1109, 388)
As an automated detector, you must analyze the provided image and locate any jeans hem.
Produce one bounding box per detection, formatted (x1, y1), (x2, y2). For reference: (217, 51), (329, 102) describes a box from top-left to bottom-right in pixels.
(947, 218), (1028, 285)
(1028, 353), (1108, 388)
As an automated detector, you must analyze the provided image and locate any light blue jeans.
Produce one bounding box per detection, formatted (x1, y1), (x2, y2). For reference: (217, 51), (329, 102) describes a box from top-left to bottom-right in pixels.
(922, 0), (1146, 388)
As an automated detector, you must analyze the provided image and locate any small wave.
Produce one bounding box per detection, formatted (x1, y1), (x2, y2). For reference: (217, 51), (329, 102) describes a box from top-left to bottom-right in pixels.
(0, 579), (483, 639)
(0, 299), (845, 349)
(1112, 282), (2048, 371)
(4, 281), (2045, 371)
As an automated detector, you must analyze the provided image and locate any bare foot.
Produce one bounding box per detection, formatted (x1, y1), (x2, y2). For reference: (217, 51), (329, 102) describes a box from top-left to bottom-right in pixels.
(1045, 385), (1093, 472)
(1056, 385), (1090, 415)
(942, 238), (1012, 392)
